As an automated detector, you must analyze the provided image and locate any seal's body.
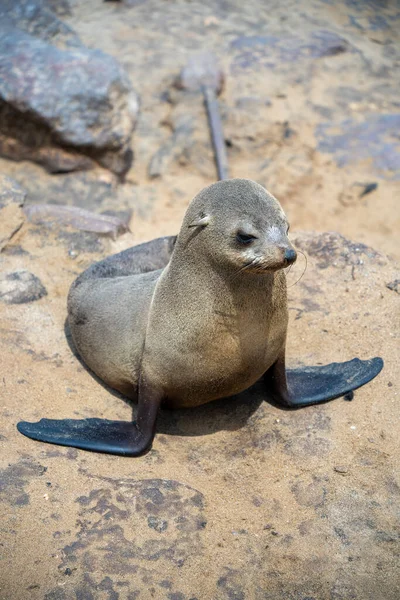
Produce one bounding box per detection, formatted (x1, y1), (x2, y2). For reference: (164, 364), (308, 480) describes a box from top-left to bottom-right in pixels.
(18, 179), (383, 456)
(144, 262), (287, 408)
(68, 179), (290, 408)
(69, 270), (159, 399)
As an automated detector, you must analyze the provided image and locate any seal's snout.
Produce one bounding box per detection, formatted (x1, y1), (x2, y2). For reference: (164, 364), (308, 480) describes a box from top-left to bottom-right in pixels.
(283, 248), (297, 265)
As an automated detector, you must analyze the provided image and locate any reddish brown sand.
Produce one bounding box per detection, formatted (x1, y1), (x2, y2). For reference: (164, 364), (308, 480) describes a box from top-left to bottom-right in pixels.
(0, 1), (399, 599)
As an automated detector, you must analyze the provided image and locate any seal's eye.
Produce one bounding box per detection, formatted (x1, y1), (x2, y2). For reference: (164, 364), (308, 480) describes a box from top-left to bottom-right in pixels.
(236, 232), (257, 245)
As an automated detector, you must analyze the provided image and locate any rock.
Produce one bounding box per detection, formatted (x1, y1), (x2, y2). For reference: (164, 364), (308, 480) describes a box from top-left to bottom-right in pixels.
(0, 0), (79, 49)
(386, 280), (399, 294)
(24, 204), (130, 239)
(360, 182), (378, 198)
(9, 164), (122, 212)
(339, 182), (378, 206)
(0, 174), (26, 208)
(0, 1), (139, 176)
(316, 114), (400, 178)
(334, 465), (349, 474)
(294, 231), (387, 270)
(0, 270), (47, 304)
(0, 175), (26, 250)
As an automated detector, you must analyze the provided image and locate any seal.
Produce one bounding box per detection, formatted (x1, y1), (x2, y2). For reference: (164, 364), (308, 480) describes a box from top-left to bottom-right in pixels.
(17, 179), (383, 456)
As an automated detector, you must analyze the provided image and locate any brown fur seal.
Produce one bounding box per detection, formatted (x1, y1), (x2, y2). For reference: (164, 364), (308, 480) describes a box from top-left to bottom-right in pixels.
(18, 179), (383, 456)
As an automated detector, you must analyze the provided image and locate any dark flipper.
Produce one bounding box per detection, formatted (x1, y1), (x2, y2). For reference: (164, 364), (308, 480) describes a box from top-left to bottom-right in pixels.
(72, 235), (177, 287)
(17, 418), (149, 456)
(265, 355), (383, 408)
(17, 378), (163, 456)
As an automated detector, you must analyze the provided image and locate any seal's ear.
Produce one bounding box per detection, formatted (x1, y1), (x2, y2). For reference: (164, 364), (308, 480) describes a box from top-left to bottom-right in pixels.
(188, 214), (210, 228)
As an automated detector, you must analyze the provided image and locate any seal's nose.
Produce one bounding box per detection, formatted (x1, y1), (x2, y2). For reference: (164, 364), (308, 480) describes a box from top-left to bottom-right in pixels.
(284, 248), (297, 264)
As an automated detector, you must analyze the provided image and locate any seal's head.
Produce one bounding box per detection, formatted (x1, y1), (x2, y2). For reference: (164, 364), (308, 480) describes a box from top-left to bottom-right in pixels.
(180, 178), (297, 273)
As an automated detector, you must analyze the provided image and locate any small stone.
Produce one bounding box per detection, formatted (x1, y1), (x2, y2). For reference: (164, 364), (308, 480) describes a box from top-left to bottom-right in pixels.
(147, 516), (168, 533)
(334, 465), (349, 474)
(359, 182), (378, 198)
(0, 270), (47, 304)
(386, 280), (399, 294)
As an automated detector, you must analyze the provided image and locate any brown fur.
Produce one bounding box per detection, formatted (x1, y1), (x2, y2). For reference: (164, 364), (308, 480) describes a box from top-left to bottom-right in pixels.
(68, 179), (296, 408)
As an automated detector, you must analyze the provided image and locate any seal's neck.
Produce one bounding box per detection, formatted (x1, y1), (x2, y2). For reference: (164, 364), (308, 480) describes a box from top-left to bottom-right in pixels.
(163, 239), (277, 309)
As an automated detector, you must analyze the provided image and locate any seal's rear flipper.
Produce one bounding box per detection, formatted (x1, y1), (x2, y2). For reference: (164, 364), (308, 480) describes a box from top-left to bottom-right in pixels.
(17, 378), (163, 456)
(266, 356), (383, 407)
(17, 418), (152, 456)
(73, 235), (177, 285)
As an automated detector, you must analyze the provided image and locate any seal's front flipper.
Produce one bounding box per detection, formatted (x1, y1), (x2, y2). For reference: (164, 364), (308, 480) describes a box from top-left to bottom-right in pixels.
(265, 355), (383, 408)
(17, 418), (152, 456)
(17, 379), (163, 456)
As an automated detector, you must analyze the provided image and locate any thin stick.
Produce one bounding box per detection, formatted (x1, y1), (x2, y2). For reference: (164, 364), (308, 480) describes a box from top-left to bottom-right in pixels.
(203, 86), (229, 180)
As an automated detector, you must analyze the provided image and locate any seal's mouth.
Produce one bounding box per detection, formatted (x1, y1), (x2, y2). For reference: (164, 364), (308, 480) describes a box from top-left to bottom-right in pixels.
(241, 249), (297, 273)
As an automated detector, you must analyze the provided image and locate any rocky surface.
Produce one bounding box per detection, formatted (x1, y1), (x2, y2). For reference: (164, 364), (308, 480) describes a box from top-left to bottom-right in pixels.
(0, 0), (138, 176)
(0, 0), (399, 598)
(0, 180), (399, 599)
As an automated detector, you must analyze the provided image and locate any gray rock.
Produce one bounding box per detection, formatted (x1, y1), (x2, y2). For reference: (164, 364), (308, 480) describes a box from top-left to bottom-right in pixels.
(0, 1), (139, 176)
(24, 204), (130, 239)
(0, 174), (26, 208)
(0, 270), (47, 304)
(294, 231), (387, 270)
(0, 0), (79, 49)
(386, 279), (399, 294)
(316, 114), (400, 178)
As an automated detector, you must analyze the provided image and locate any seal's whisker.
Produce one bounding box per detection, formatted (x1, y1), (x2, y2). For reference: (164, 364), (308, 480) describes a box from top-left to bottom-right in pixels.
(285, 263), (294, 277)
(229, 257), (258, 282)
(287, 248), (307, 288)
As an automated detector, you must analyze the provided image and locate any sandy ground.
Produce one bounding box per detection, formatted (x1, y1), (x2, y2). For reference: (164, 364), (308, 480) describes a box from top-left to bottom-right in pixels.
(0, 1), (399, 599)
